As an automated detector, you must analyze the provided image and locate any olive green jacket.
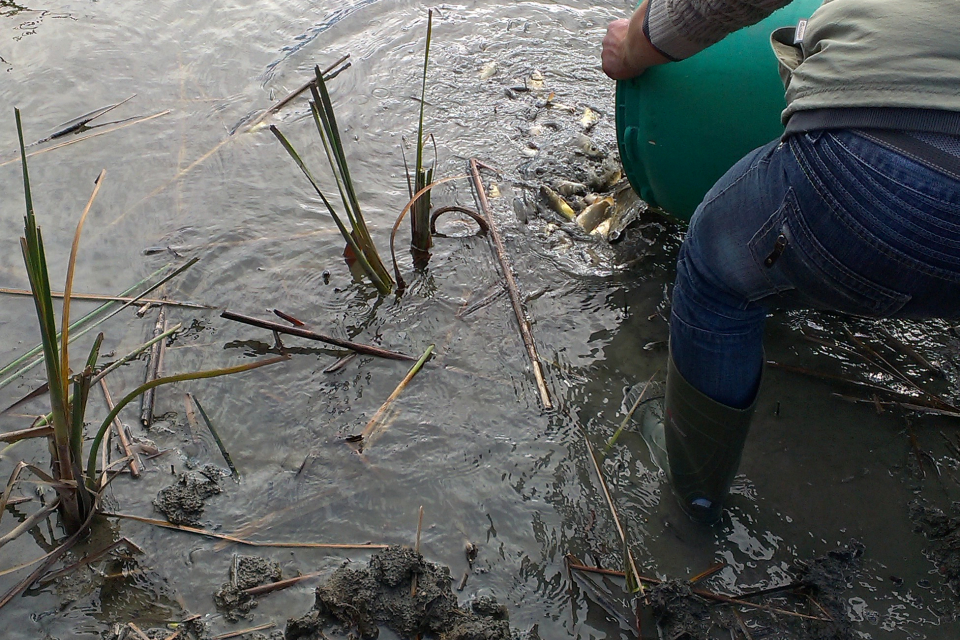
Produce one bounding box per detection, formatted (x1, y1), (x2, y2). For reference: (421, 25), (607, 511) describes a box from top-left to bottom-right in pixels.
(646, 0), (960, 128)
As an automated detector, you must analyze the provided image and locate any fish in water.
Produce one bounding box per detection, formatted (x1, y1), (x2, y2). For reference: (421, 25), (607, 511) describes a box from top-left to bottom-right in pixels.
(581, 107), (599, 132)
(573, 134), (606, 159)
(576, 197), (614, 234)
(557, 180), (588, 197)
(540, 185), (576, 221)
(479, 61), (497, 80)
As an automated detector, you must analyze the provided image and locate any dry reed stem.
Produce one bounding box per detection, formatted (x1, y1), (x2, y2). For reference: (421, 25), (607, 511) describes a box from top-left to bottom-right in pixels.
(221, 310), (415, 361)
(0, 288), (213, 309)
(565, 558), (826, 622)
(100, 379), (141, 478)
(0, 497), (60, 550)
(0, 425), (54, 443)
(105, 512), (388, 549)
(140, 306), (167, 429)
(578, 432), (642, 594)
(127, 623), (151, 640)
(469, 158), (552, 409)
(0, 548), (57, 578)
(0, 499), (100, 610)
(0, 111), (171, 168)
(208, 623), (275, 640)
(411, 505), (424, 597)
(38, 537), (142, 585)
(360, 345), (434, 445)
(241, 571), (324, 597)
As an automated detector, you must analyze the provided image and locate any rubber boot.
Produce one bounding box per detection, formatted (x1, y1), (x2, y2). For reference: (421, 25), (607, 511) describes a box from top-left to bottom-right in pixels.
(635, 354), (758, 524)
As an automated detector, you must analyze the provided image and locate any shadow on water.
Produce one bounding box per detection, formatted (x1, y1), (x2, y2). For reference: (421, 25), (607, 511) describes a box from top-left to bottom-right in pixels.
(2, 0), (960, 638)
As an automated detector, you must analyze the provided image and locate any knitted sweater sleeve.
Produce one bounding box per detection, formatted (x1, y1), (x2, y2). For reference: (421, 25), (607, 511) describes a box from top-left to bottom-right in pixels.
(644, 0), (794, 61)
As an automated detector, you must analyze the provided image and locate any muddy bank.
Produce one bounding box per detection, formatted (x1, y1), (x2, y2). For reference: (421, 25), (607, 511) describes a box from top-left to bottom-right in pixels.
(285, 545), (515, 640)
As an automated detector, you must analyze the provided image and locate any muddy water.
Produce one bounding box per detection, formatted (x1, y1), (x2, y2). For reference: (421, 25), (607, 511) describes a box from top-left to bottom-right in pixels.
(2, 1), (960, 638)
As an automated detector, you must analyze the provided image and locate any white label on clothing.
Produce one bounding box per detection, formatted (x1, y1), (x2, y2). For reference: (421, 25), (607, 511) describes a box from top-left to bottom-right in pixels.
(794, 19), (808, 44)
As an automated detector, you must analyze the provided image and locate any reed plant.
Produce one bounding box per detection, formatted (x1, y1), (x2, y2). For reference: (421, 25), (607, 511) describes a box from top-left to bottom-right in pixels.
(408, 9), (434, 256)
(10, 109), (283, 534)
(271, 66), (395, 295)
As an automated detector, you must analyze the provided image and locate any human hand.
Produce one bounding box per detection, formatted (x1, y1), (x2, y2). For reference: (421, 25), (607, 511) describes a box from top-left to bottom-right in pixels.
(601, 2), (670, 80)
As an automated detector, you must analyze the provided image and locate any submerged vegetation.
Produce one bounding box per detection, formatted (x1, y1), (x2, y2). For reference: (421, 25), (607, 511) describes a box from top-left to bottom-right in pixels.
(7, 109), (285, 536)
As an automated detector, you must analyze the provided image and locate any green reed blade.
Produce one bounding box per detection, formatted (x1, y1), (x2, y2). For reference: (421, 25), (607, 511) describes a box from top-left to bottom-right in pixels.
(270, 125), (392, 294)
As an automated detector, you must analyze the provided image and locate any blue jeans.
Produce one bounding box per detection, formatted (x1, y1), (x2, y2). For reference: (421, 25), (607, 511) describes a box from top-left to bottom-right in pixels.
(670, 130), (960, 409)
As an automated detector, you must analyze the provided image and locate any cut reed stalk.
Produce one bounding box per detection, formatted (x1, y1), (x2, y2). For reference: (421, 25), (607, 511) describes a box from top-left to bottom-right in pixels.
(189, 394), (240, 480)
(0, 288), (213, 309)
(469, 158), (552, 409)
(221, 310), (414, 360)
(140, 306), (167, 429)
(409, 10), (435, 254)
(99, 379), (141, 478)
(359, 345), (434, 445)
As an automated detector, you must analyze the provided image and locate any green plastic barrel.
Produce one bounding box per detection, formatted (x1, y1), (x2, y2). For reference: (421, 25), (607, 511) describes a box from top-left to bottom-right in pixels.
(615, 0), (821, 221)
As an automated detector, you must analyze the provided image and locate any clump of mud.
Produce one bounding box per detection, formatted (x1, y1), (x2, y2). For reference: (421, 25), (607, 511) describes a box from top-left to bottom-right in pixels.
(214, 555), (283, 622)
(910, 498), (960, 596)
(644, 541), (863, 640)
(154, 464), (223, 525)
(285, 545), (513, 640)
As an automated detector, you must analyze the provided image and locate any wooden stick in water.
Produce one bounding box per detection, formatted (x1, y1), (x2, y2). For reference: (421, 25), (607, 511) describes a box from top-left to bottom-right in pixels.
(140, 306), (167, 429)
(469, 158), (552, 410)
(221, 310), (416, 361)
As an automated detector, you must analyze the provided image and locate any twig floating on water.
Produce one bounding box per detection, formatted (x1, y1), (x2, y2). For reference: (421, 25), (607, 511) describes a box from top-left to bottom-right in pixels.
(190, 394), (240, 481)
(0, 287), (214, 310)
(690, 562), (726, 584)
(359, 345), (435, 445)
(100, 379), (141, 478)
(263, 54), (351, 117)
(273, 308), (307, 327)
(323, 353), (357, 374)
(578, 430), (642, 594)
(469, 158), (552, 410)
(242, 571), (323, 597)
(221, 310), (416, 361)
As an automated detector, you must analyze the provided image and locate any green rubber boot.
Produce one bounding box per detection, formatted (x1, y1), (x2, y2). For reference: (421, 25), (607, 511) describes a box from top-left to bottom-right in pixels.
(639, 354), (758, 524)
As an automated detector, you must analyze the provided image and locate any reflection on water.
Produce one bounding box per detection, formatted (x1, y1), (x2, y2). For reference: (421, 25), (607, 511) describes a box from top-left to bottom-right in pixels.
(1, 1), (960, 638)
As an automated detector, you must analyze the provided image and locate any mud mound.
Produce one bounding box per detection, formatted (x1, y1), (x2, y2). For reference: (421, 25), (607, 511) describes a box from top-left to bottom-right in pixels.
(910, 498), (960, 596)
(214, 555), (283, 622)
(154, 465), (223, 525)
(285, 545), (512, 640)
